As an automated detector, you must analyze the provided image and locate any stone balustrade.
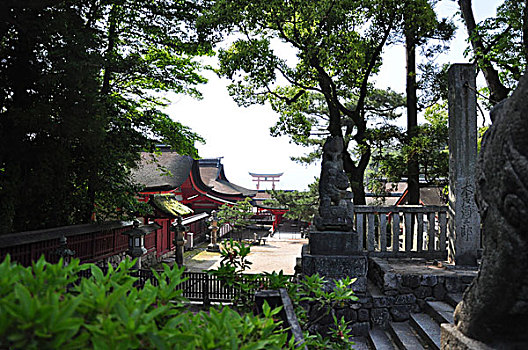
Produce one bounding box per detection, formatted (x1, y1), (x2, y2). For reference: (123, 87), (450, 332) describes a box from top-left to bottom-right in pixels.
(354, 205), (448, 259)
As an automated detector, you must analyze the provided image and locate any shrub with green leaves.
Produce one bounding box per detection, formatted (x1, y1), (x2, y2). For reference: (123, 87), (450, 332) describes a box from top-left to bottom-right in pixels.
(0, 255), (291, 349)
(208, 239), (258, 311)
(207, 240), (360, 349)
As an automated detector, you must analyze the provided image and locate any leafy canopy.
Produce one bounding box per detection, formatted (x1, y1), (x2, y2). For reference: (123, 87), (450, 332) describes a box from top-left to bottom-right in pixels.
(0, 0), (211, 232)
(201, 0), (401, 203)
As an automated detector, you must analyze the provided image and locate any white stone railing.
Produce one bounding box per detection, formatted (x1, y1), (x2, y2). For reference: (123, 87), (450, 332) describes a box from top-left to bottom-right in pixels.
(354, 205), (448, 258)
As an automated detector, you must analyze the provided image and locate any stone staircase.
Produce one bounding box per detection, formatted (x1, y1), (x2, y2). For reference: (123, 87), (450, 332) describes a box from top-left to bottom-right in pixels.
(365, 295), (462, 349)
(319, 258), (475, 349)
(343, 257), (473, 350)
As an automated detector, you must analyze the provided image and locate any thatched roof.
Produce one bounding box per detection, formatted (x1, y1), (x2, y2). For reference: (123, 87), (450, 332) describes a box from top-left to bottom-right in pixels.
(132, 151), (193, 191)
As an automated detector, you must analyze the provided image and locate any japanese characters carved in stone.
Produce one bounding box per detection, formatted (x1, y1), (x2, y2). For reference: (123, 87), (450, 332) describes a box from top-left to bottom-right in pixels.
(454, 72), (528, 343)
(314, 136), (354, 231)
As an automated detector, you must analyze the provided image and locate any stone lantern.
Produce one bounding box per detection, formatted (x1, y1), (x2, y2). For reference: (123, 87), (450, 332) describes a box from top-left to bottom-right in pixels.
(55, 235), (75, 266)
(122, 220), (158, 269)
(207, 210), (220, 252)
(172, 216), (188, 267)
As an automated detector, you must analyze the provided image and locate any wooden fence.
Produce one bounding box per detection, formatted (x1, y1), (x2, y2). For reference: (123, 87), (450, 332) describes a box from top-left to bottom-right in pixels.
(0, 214), (215, 267)
(1, 205), (450, 267)
(77, 268), (294, 305)
(354, 205), (448, 259)
(0, 222), (133, 266)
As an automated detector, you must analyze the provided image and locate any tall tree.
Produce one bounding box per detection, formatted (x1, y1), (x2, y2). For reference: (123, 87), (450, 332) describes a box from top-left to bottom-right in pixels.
(368, 102), (449, 200)
(400, 0), (454, 204)
(405, 8), (420, 204)
(0, 1), (210, 233)
(204, 0), (400, 204)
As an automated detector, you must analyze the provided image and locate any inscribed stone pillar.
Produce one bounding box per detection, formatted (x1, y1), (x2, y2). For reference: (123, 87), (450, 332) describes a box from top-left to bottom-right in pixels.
(443, 70), (528, 348)
(447, 64), (480, 267)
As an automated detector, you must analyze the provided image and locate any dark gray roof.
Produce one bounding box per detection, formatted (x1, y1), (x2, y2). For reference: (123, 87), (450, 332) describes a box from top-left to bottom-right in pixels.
(197, 158), (257, 197)
(132, 151), (193, 191)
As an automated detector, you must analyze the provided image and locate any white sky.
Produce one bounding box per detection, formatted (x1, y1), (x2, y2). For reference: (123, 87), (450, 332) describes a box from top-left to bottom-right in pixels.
(164, 0), (501, 191)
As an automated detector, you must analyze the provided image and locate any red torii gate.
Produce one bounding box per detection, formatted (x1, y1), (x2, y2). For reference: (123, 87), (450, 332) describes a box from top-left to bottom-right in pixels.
(249, 172), (284, 190)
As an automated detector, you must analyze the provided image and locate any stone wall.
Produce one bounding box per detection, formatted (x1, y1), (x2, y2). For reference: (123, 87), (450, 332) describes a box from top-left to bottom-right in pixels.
(95, 252), (128, 267)
(368, 258), (475, 298)
(305, 257), (476, 336)
(95, 249), (175, 269)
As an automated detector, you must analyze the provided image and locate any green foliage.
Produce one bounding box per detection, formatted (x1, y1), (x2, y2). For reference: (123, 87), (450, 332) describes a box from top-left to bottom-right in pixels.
(216, 197), (254, 229)
(264, 179), (319, 223)
(368, 102), (449, 197)
(466, 0), (526, 92)
(282, 274), (359, 349)
(202, 0), (455, 204)
(0, 1), (211, 232)
(219, 238), (253, 274)
(167, 305), (290, 350)
(209, 239), (257, 311)
(0, 255), (290, 349)
(209, 244), (360, 349)
(202, 0), (403, 203)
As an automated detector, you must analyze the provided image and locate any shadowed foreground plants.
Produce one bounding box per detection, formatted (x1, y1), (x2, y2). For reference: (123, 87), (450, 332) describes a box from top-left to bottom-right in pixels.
(0, 255), (291, 349)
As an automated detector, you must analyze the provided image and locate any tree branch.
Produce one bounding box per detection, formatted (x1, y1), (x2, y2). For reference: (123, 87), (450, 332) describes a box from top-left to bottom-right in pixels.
(457, 0), (510, 104)
(276, 65), (323, 94)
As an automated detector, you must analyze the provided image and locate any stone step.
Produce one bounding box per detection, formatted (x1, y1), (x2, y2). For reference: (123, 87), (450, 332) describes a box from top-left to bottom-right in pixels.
(368, 328), (397, 350)
(424, 300), (454, 325)
(350, 336), (369, 350)
(409, 313), (441, 350)
(389, 321), (426, 350)
(445, 293), (463, 308)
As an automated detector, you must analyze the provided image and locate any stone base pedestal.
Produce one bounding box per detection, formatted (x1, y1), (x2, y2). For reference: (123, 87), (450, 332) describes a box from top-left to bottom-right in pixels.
(309, 230), (359, 255)
(207, 243), (220, 252)
(441, 324), (493, 350)
(442, 323), (528, 349)
(302, 244), (367, 293)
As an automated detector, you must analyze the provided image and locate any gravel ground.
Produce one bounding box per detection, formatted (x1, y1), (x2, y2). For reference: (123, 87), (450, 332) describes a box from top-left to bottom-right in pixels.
(184, 234), (308, 275)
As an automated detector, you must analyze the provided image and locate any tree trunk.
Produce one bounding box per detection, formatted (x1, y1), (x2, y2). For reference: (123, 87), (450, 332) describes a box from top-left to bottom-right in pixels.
(523, 0), (528, 63)
(343, 144), (370, 205)
(458, 0), (509, 106)
(405, 25), (420, 205)
(348, 171), (367, 205)
(101, 4), (118, 95)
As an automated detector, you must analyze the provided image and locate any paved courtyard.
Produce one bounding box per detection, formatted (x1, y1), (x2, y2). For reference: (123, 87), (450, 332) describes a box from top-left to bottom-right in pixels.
(184, 233), (307, 275)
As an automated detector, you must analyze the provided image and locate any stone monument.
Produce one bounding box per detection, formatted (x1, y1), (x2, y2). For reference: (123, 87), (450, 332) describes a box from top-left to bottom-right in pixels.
(314, 136), (354, 232)
(302, 135), (366, 293)
(442, 72), (528, 347)
(447, 64), (480, 267)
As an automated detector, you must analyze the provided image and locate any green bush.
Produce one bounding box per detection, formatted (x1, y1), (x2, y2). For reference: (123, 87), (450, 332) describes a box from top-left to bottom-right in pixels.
(207, 240), (360, 349)
(0, 255), (291, 349)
